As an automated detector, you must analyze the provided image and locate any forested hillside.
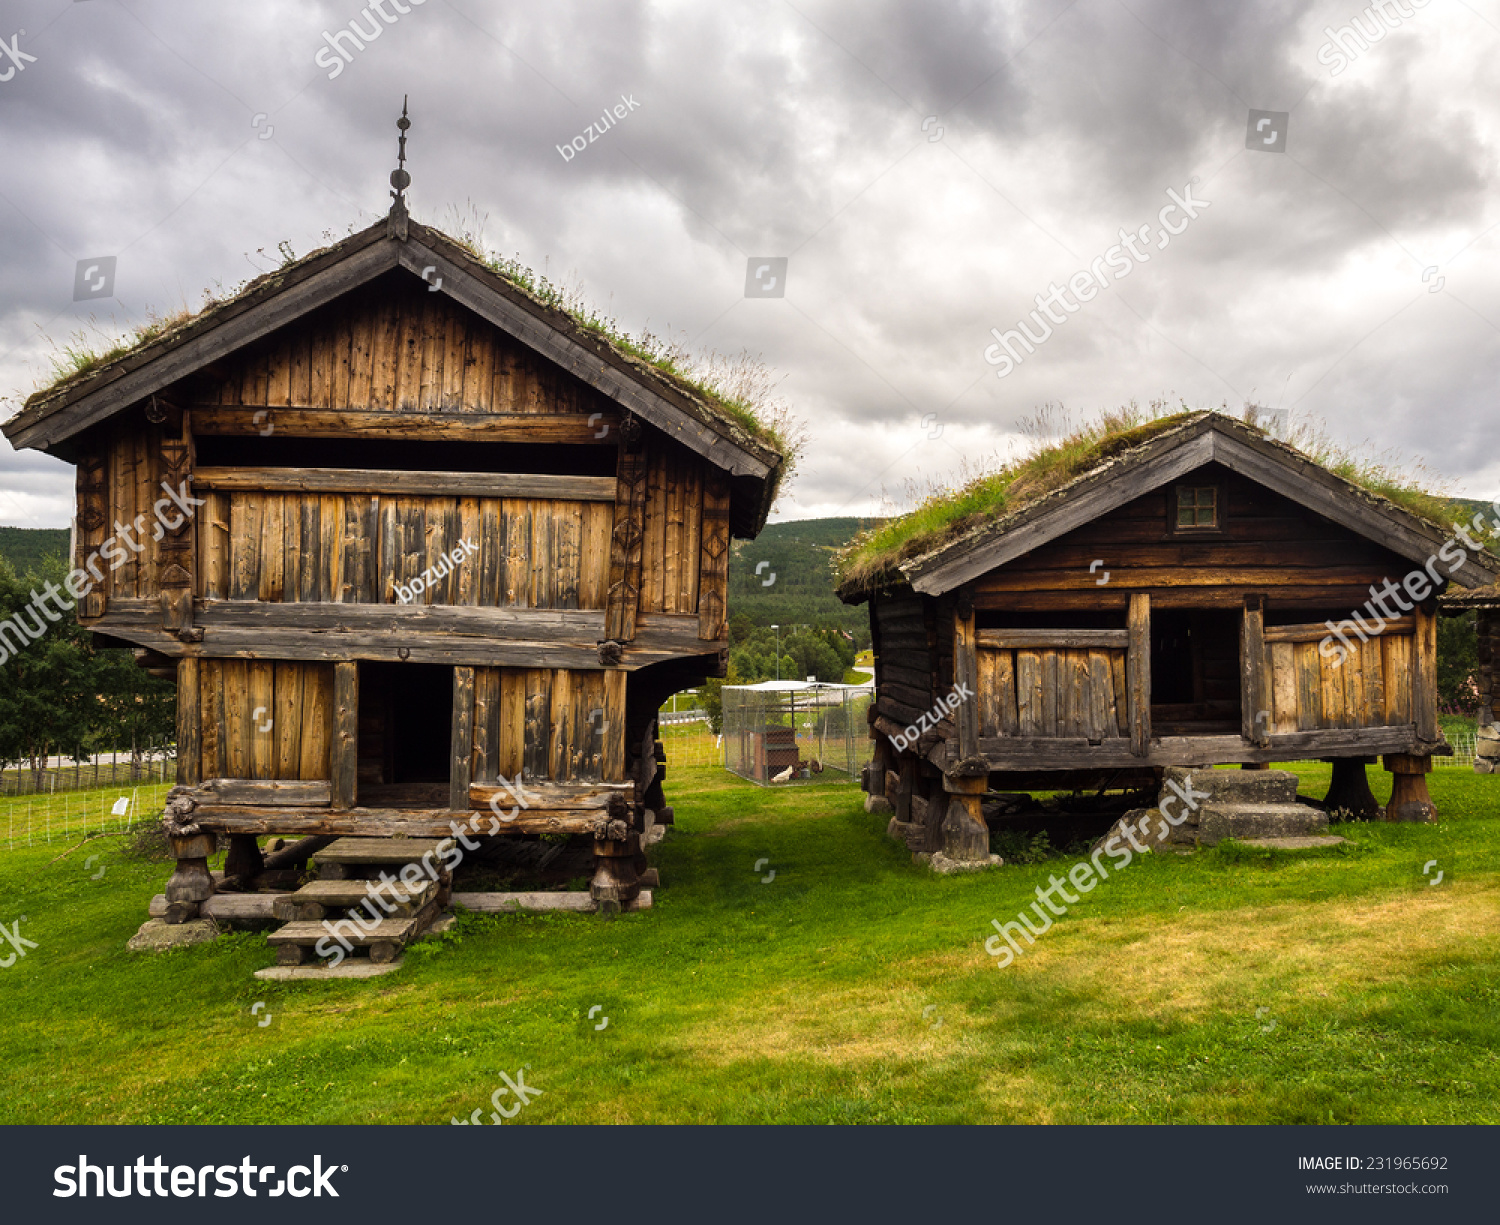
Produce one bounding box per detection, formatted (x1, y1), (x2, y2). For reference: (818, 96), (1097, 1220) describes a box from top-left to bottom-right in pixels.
(728, 517), (884, 646)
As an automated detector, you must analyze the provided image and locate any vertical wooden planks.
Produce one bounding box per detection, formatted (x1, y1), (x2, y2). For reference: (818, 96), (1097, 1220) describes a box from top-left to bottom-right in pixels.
(581, 502), (611, 610)
(1039, 651), (1060, 737)
(499, 669), (525, 779)
(1319, 645), (1344, 729)
(1384, 634), (1412, 725)
(176, 656), (202, 786)
(258, 495), (285, 602)
(953, 601), (979, 759)
(549, 669), (574, 781)
(530, 501), (556, 609)
(641, 448), (668, 613)
(300, 664), (331, 780)
(111, 431), (138, 598)
(1109, 650), (1128, 736)
(1294, 642), (1322, 731)
(522, 669), (551, 781)
(603, 668), (627, 782)
(332, 661), (358, 809)
(247, 661), (275, 779)
(457, 497), (481, 605)
(554, 503), (582, 610)
(697, 472), (731, 640)
(976, 649), (999, 738)
(1413, 607), (1439, 741)
(604, 436), (648, 640)
(1271, 642), (1297, 733)
(451, 666), (475, 813)
(222, 660), (248, 777)
(1088, 651), (1114, 739)
(201, 492), (228, 601)
(200, 659), (226, 781)
(274, 660), (304, 778)
(998, 650), (1020, 737)
(1240, 597), (1270, 746)
(472, 666), (499, 783)
(1127, 593), (1151, 756)
(1341, 633), (1365, 730)
(1016, 651), (1041, 738)
(1362, 636), (1385, 726)
(228, 496), (260, 601)
(479, 499), (502, 606)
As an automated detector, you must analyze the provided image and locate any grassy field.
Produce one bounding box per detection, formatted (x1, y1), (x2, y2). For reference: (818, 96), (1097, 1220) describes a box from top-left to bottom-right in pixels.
(0, 761), (1496, 1125)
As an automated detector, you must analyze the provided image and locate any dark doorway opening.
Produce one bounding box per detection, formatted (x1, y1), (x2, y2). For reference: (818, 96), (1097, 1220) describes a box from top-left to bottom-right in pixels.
(357, 662), (453, 808)
(1150, 609), (1242, 735)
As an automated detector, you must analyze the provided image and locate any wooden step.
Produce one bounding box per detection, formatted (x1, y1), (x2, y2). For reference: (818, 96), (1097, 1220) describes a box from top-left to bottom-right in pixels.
(255, 958), (405, 981)
(272, 877), (437, 922)
(313, 837), (446, 867)
(267, 917), (416, 946)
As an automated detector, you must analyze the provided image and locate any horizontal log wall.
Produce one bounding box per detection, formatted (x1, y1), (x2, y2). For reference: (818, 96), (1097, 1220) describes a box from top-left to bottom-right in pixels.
(197, 658), (334, 781)
(202, 491), (610, 608)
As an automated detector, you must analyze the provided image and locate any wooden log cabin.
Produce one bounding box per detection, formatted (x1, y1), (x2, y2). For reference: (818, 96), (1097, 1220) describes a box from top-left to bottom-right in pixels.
(837, 412), (1500, 861)
(2, 198), (783, 920)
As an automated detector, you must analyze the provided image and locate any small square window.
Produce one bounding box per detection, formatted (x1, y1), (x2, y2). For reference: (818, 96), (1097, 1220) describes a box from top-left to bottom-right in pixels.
(1175, 485), (1218, 529)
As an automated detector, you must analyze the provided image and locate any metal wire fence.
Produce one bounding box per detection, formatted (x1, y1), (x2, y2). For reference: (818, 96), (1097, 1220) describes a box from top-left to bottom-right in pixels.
(0, 754), (175, 796)
(2, 780), (173, 850)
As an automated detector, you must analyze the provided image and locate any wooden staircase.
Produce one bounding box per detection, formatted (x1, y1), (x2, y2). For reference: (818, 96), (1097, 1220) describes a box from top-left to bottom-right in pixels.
(255, 838), (450, 981)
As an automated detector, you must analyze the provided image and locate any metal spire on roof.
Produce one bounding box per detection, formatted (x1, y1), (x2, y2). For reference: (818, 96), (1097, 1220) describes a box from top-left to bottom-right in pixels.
(387, 96), (411, 240)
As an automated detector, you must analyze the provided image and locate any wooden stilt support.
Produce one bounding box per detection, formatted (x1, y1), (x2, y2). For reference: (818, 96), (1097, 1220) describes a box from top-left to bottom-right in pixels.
(224, 834), (265, 882)
(591, 832), (642, 914)
(165, 832), (216, 925)
(941, 762), (990, 862)
(1383, 753), (1436, 823)
(1324, 757), (1381, 820)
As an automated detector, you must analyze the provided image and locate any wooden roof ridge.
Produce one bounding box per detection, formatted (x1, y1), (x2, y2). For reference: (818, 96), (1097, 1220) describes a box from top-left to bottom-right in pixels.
(2, 217), (783, 492)
(853, 411), (1500, 599)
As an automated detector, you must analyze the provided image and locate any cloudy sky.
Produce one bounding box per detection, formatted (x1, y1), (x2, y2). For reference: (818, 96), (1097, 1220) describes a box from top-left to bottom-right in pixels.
(1, 0), (1497, 529)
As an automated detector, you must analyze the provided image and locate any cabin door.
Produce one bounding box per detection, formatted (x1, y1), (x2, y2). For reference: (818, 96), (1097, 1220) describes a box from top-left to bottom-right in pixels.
(1148, 609), (1241, 736)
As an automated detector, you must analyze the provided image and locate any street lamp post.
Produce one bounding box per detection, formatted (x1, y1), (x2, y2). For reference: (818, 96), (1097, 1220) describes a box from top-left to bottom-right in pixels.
(772, 624), (780, 681)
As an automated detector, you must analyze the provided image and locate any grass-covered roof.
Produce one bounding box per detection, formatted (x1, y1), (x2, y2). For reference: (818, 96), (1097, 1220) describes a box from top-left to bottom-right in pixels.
(836, 402), (1488, 598)
(14, 217), (800, 499)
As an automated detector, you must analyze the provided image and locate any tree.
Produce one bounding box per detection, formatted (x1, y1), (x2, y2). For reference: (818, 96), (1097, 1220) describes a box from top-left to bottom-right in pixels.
(1436, 610), (1479, 713)
(0, 557), (96, 781)
(699, 660), (742, 734)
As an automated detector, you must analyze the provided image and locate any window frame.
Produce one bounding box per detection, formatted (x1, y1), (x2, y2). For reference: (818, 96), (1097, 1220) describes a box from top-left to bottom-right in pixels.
(1171, 483), (1223, 534)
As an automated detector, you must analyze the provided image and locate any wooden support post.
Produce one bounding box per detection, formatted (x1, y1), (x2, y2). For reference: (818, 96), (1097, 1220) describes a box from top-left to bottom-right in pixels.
(894, 754), (917, 826)
(74, 448), (108, 620)
(941, 767), (989, 862)
(1383, 753), (1436, 823)
(450, 665), (475, 815)
(164, 832), (216, 924)
(176, 656), (201, 787)
(954, 596), (980, 761)
(1241, 595), (1271, 748)
(223, 835), (264, 882)
(332, 661), (358, 811)
(1323, 757), (1381, 819)
(1127, 593), (1151, 757)
(157, 416), (196, 635)
(591, 832), (642, 914)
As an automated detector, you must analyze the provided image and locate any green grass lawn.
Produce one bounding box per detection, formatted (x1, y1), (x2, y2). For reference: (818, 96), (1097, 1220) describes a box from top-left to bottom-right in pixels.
(0, 762), (1496, 1125)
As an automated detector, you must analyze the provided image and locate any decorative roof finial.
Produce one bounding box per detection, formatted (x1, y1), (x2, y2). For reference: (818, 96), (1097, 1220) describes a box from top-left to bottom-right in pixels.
(388, 95), (411, 240)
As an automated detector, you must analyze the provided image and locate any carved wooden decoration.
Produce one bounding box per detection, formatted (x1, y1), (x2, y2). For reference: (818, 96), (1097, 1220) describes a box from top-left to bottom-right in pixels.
(698, 472), (732, 640)
(604, 429), (648, 642)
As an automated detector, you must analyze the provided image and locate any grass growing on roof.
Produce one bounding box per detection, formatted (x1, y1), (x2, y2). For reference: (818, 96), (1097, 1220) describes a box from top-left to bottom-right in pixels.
(837, 401), (1483, 592)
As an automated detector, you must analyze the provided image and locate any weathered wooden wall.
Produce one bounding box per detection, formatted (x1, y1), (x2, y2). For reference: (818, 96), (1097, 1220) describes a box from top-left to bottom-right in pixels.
(1264, 622), (1418, 733)
(200, 492), (611, 608)
(469, 666), (627, 784)
(196, 659), (333, 781)
(977, 645), (1128, 739)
